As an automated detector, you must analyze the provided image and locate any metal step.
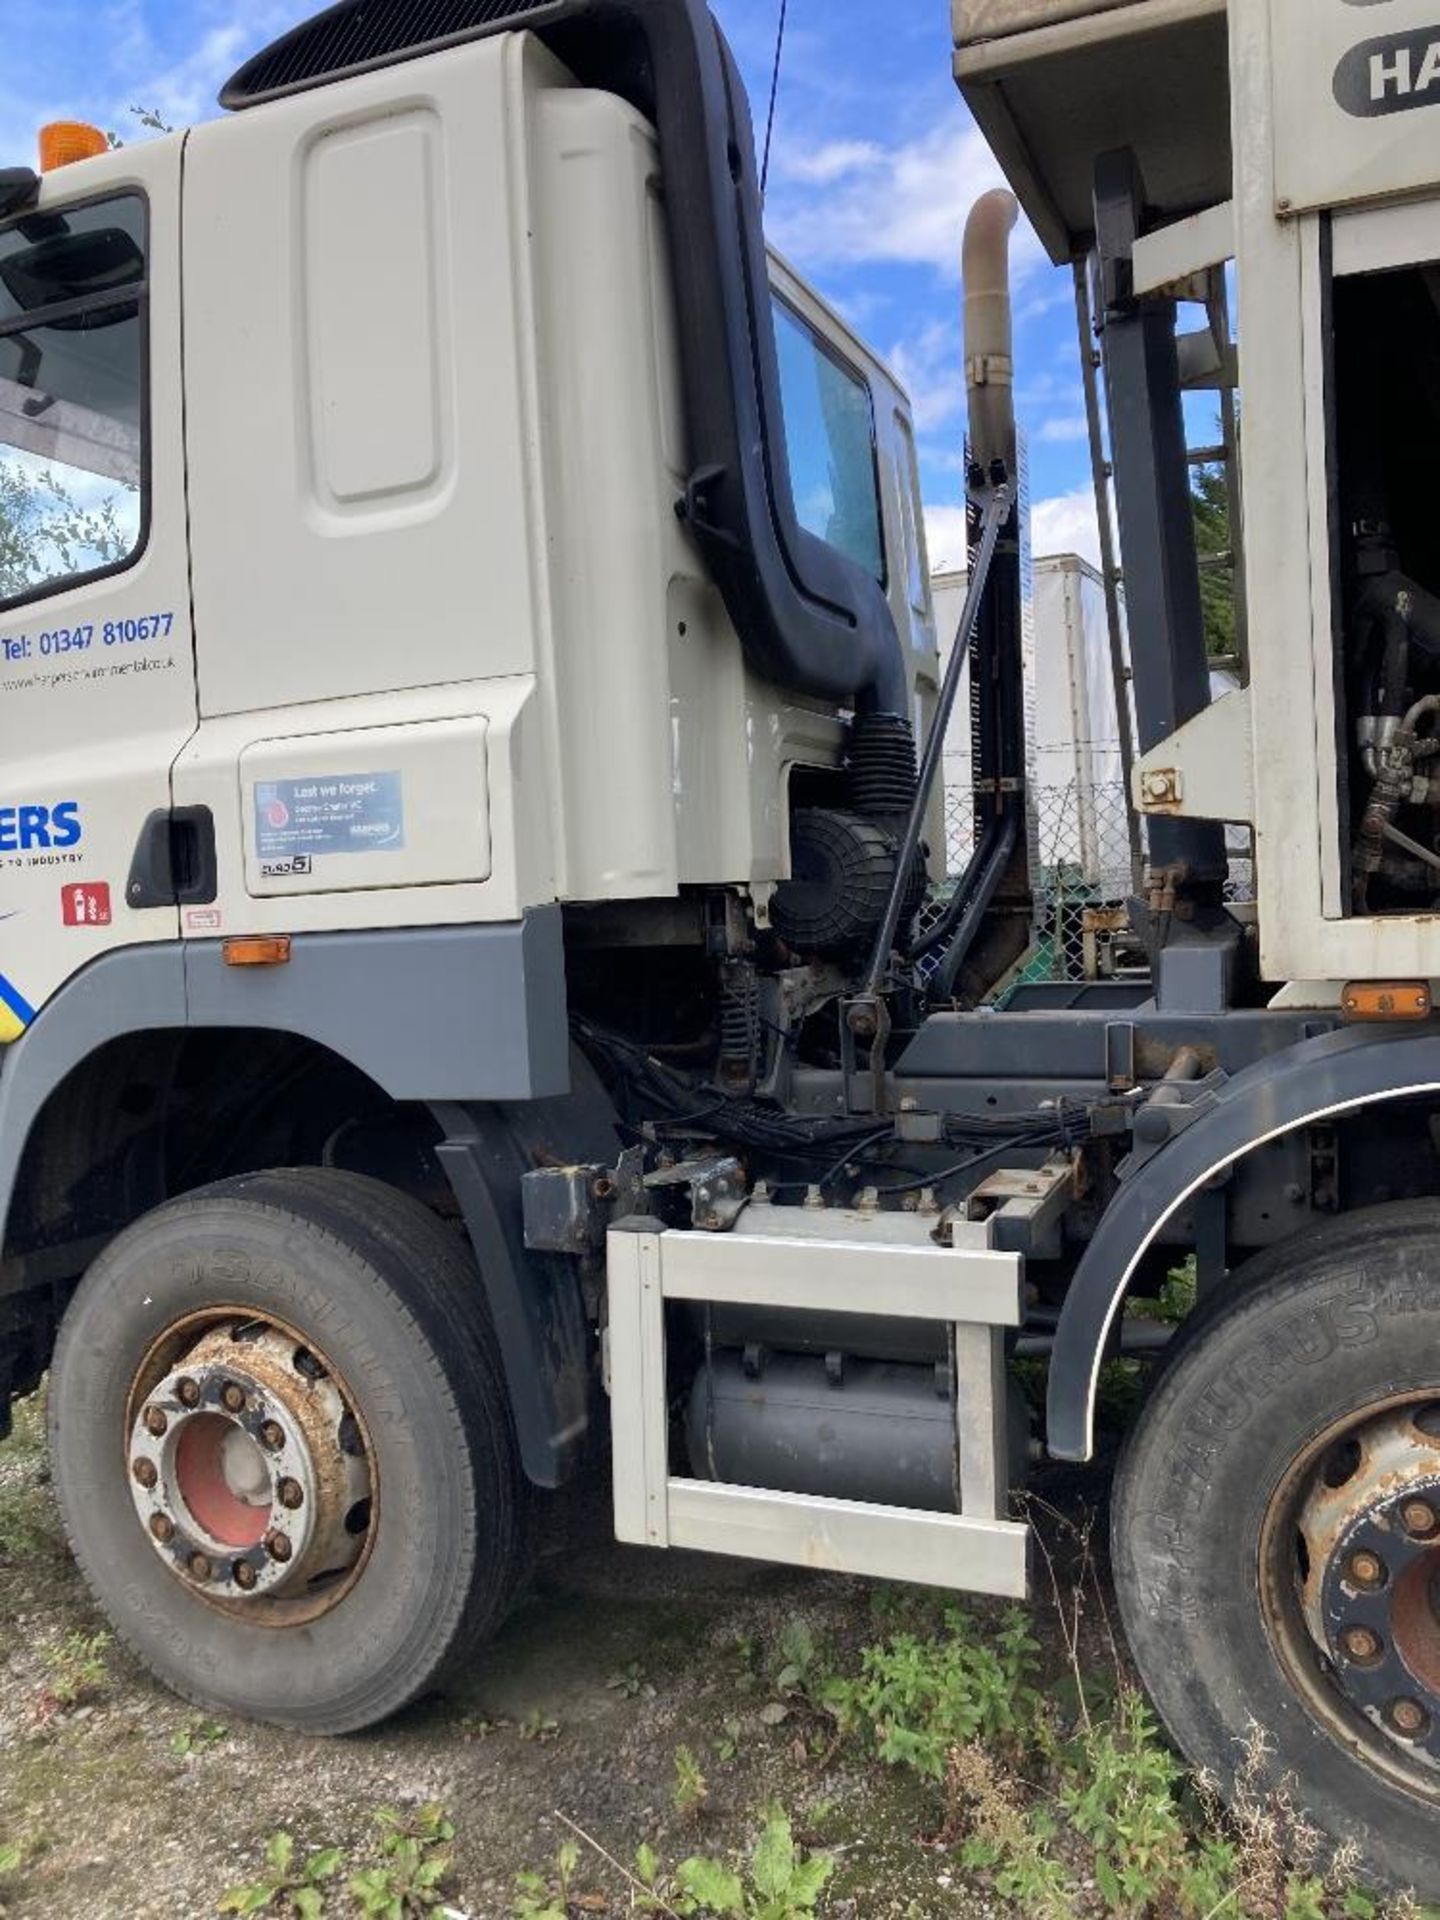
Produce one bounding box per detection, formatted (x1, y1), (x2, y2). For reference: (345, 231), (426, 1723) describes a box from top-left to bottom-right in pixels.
(605, 1207), (1030, 1599)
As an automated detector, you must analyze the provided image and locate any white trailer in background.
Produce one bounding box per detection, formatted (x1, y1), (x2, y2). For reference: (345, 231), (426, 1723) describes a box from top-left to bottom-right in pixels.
(932, 552), (1132, 895)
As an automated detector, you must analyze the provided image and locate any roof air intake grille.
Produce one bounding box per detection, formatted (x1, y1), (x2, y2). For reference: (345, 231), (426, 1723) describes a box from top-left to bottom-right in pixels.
(222, 0), (565, 109)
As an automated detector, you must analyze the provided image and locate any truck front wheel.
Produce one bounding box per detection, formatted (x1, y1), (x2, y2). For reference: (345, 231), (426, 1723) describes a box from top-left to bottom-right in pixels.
(49, 1168), (530, 1733)
(1113, 1201), (1440, 1898)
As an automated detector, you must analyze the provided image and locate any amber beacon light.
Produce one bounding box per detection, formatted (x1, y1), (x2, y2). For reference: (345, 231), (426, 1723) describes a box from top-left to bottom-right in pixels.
(38, 121), (109, 172)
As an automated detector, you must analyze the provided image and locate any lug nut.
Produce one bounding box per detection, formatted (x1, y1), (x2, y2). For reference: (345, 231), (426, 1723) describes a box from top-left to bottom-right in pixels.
(143, 1405), (168, 1437)
(264, 1530), (293, 1564)
(232, 1559), (258, 1591)
(176, 1376), (201, 1408)
(1341, 1625), (1383, 1665)
(132, 1458), (158, 1490)
(220, 1381), (246, 1414)
(1387, 1698), (1431, 1740)
(259, 1421), (285, 1451)
(150, 1513), (175, 1544)
(1347, 1550), (1387, 1592)
(188, 1552), (213, 1582)
(1401, 1499), (1439, 1539)
(277, 1478), (304, 1511)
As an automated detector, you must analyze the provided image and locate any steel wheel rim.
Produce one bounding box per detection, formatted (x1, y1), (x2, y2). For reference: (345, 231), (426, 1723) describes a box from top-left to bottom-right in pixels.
(1260, 1389), (1440, 1801)
(124, 1306), (378, 1627)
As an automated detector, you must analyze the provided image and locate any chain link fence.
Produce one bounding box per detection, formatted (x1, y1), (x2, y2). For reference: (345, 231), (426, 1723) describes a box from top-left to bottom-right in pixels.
(936, 776), (1254, 988)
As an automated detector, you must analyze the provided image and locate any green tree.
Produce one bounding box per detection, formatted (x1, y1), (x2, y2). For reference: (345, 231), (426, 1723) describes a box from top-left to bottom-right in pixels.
(1191, 462), (1235, 661)
(0, 461), (131, 602)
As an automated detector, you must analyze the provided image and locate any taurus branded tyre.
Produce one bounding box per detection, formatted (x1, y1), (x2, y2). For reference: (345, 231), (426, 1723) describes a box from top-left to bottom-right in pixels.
(1113, 1202), (1440, 1898)
(49, 1168), (530, 1733)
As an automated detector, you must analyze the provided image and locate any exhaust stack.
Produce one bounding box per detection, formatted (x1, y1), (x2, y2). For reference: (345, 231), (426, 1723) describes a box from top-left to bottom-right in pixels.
(963, 189), (1019, 476)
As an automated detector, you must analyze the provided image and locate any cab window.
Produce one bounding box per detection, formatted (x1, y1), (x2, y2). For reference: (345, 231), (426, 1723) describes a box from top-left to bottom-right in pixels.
(773, 295), (885, 586)
(0, 192), (147, 610)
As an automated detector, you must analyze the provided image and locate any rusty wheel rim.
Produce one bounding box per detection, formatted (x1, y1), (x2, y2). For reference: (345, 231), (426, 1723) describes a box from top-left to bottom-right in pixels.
(124, 1308), (377, 1628)
(1260, 1390), (1440, 1798)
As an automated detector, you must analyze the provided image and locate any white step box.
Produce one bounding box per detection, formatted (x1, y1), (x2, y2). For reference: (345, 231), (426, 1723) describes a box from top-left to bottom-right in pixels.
(606, 1206), (1030, 1599)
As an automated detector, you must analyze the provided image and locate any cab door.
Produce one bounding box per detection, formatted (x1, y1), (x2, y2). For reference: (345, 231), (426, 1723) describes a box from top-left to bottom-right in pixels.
(0, 135), (200, 1035)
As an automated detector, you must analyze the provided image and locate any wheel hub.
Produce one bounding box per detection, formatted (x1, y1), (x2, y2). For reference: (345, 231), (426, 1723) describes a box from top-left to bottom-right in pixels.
(1296, 1405), (1440, 1772)
(128, 1323), (371, 1604)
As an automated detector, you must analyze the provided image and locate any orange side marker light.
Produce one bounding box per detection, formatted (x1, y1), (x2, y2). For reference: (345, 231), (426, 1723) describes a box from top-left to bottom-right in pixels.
(223, 936), (292, 968)
(1342, 981), (1431, 1021)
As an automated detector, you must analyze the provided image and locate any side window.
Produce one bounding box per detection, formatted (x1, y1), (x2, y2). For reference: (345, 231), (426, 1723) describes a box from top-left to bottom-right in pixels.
(0, 193), (147, 611)
(772, 294), (885, 586)
(894, 411), (930, 617)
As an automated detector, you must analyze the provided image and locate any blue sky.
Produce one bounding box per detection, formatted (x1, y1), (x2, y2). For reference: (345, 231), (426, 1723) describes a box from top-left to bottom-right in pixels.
(2, 0), (1097, 572)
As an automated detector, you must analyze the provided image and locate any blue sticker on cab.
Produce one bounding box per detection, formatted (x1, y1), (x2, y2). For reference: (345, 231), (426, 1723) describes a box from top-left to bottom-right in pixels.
(254, 773), (405, 860)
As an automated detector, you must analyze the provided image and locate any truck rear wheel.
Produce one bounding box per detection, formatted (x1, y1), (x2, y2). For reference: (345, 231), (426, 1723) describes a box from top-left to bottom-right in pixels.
(1112, 1202), (1440, 1899)
(49, 1168), (530, 1733)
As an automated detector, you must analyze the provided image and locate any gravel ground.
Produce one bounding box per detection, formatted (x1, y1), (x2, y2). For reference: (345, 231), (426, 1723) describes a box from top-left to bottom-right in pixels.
(0, 1389), (1113, 1919)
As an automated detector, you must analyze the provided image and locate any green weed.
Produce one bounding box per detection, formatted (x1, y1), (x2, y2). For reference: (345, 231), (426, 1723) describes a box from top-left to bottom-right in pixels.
(674, 1744), (709, 1821)
(218, 1831), (344, 1916)
(347, 1803), (454, 1917)
(38, 1629), (109, 1711)
(827, 1604), (1041, 1777)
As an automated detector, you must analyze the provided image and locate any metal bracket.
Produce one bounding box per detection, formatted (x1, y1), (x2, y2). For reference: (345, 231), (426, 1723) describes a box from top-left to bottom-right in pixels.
(644, 1154), (748, 1232)
(522, 1146), (645, 1255)
(965, 1155), (1075, 1259)
(1119, 1070), (1229, 1176)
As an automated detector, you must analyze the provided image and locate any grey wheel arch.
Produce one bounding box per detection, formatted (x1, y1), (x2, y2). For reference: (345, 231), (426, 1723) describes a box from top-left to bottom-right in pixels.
(0, 918), (619, 1488)
(1048, 1023), (1440, 1461)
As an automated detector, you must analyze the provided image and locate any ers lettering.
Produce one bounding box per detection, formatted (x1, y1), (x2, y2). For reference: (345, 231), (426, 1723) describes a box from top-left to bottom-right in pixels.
(0, 802), (82, 853)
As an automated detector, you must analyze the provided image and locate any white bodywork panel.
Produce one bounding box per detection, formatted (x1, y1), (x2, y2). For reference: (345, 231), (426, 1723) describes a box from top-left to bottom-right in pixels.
(1228, 0), (1440, 979)
(1270, 0), (1440, 217)
(0, 138), (197, 1036)
(0, 30), (935, 1006)
(175, 33), (931, 937)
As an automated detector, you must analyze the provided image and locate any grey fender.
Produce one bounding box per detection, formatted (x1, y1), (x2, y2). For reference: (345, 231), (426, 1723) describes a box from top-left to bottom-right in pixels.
(1047, 1022), (1440, 1462)
(0, 914), (610, 1486)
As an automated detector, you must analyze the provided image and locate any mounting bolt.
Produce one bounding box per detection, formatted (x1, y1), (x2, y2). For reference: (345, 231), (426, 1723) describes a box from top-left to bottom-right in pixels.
(176, 1377), (201, 1408)
(1346, 1550), (1387, 1592)
(232, 1560), (258, 1592)
(1402, 1499), (1439, 1539)
(1387, 1698), (1431, 1740)
(259, 1421), (285, 1451)
(144, 1406), (168, 1438)
(277, 1478), (304, 1511)
(1341, 1625), (1383, 1665)
(265, 1530), (293, 1564)
(150, 1513), (175, 1544)
(188, 1552), (213, 1582)
(220, 1381), (247, 1414)
(132, 1458), (158, 1490)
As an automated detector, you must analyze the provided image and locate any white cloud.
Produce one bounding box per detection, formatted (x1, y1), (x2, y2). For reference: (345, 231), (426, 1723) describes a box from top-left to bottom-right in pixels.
(1031, 487), (1101, 567)
(925, 486), (1102, 577)
(767, 120), (1044, 282)
(923, 504), (972, 575)
(887, 320), (966, 437)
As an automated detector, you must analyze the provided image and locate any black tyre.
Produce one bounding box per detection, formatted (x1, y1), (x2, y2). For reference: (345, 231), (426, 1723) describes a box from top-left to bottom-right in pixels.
(50, 1168), (531, 1733)
(1113, 1201), (1440, 1898)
